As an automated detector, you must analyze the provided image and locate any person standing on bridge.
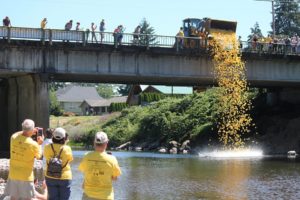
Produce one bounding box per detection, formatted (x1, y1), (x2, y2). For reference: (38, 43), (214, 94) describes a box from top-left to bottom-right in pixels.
(4, 119), (44, 200)
(79, 131), (121, 200)
(91, 22), (98, 43)
(2, 16), (11, 27)
(76, 22), (81, 31)
(176, 27), (184, 49)
(99, 19), (105, 43)
(40, 18), (47, 29)
(133, 25), (141, 45)
(65, 20), (73, 31)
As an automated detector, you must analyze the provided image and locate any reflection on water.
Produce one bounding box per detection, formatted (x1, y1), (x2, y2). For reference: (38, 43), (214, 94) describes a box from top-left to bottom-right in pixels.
(70, 151), (300, 200)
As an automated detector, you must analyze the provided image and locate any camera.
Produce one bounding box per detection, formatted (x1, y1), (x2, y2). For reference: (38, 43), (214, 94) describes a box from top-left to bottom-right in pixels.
(37, 128), (43, 137)
(32, 127), (43, 141)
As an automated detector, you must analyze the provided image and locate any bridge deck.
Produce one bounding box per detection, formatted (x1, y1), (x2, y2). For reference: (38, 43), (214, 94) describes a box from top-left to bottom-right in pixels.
(1, 29), (300, 87)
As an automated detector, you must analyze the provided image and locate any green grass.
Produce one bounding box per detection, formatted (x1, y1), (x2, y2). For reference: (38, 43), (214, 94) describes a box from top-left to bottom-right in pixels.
(50, 113), (120, 144)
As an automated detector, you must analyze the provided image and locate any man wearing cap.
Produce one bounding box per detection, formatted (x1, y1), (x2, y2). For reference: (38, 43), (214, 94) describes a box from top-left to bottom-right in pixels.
(4, 119), (44, 200)
(44, 127), (73, 200)
(79, 131), (121, 200)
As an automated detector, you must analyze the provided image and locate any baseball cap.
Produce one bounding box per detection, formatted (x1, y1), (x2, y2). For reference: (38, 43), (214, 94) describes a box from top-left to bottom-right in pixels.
(94, 132), (109, 144)
(53, 127), (66, 140)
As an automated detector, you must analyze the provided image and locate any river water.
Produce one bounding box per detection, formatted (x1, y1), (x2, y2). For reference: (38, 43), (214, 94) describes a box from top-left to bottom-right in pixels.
(70, 151), (300, 200)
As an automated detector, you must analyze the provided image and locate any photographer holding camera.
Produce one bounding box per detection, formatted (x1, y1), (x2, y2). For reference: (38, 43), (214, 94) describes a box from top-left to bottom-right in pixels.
(4, 119), (44, 200)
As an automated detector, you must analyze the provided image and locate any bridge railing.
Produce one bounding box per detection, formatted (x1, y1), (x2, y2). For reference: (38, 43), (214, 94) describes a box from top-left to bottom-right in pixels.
(240, 41), (300, 55)
(1, 26), (300, 55)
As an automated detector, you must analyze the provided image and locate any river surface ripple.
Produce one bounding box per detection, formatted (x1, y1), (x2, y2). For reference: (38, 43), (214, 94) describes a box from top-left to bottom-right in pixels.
(70, 151), (300, 200)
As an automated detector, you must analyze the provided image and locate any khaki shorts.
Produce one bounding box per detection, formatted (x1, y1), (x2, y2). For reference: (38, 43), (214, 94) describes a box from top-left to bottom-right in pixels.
(4, 179), (35, 199)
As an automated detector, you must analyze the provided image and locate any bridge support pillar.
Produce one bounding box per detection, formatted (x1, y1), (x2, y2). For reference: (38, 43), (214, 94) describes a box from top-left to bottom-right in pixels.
(266, 88), (280, 106)
(0, 75), (49, 157)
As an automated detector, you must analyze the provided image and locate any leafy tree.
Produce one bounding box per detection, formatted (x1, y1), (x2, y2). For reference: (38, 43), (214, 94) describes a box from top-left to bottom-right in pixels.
(272, 1), (300, 36)
(139, 18), (157, 46)
(96, 84), (115, 99)
(117, 85), (131, 96)
(49, 89), (63, 116)
(248, 22), (263, 41)
(49, 82), (67, 91)
(70, 83), (116, 99)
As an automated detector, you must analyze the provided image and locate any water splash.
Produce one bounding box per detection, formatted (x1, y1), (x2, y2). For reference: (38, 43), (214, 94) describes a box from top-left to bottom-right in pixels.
(199, 149), (263, 158)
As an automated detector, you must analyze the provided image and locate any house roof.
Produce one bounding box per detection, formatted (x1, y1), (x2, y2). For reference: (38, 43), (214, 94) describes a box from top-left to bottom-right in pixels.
(81, 96), (128, 107)
(141, 85), (193, 94)
(57, 85), (102, 102)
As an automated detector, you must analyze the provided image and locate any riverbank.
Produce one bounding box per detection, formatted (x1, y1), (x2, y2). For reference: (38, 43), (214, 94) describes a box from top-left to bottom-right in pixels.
(50, 113), (120, 145)
(50, 89), (300, 155)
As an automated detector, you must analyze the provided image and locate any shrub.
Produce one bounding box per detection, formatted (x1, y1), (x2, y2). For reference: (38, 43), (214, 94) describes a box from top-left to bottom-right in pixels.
(110, 102), (128, 112)
(101, 87), (258, 148)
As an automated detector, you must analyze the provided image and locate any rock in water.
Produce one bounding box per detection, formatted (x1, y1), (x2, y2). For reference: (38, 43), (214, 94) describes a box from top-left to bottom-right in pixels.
(0, 178), (5, 198)
(0, 159), (9, 180)
(135, 147), (142, 152)
(0, 159), (44, 181)
(169, 147), (178, 154)
(158, 148), (167, 153)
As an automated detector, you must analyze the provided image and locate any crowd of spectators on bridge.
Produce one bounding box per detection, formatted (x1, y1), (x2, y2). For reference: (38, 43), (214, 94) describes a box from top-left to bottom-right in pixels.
(1, 16), (135, 45)
(247, 33), (300, 54)
(3, 15), (300, 55)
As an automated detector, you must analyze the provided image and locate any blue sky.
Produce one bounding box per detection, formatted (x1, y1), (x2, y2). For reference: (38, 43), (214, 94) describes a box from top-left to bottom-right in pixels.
(1, 0), (271, 40)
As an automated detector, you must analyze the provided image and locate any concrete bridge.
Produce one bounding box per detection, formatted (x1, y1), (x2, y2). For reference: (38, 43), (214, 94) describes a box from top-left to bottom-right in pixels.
(1, 26), (300, 155)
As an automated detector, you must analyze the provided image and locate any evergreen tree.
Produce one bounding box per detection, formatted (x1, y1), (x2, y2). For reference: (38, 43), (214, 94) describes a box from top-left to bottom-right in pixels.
(139, 18), (157, 46)
(248, 22), (263, 41)
(273, 0), (300, 36)
(117, 85), (131, 96)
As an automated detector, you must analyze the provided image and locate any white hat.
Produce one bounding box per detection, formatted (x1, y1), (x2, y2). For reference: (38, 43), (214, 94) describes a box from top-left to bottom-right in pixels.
(53, 127), (66, 140)
(94, 131), (109, 144)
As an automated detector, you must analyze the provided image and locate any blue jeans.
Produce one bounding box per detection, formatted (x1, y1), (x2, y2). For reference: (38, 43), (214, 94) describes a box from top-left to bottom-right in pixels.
(46, 177), (72, 200)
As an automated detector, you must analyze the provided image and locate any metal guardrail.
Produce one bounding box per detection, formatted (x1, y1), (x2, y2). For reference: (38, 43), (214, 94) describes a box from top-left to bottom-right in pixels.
(0, 26), (299, 55)
(240, 41), (300, 55)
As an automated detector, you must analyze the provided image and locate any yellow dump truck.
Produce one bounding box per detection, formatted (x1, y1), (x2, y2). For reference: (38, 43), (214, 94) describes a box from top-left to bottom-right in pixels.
(182, 18), (237, 48)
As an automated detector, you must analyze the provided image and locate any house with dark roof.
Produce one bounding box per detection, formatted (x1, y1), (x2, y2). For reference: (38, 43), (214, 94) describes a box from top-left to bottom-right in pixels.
(56, 85), (102, 115)
(127, 85), (193, 106)
(80, 96), (128, 115)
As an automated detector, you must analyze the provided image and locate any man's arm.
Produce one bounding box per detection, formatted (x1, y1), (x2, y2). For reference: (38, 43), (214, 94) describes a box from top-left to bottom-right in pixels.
(112, 157), (121, 181)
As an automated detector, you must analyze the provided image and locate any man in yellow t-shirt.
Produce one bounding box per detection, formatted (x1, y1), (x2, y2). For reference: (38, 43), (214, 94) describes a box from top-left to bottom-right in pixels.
(176, 27), (184, 49)
(4, 119), (43, 200)
(79, 132), (121, 200)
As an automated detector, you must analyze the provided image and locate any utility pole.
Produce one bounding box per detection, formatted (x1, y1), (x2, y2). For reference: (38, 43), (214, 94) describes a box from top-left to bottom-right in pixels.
(267, 0), (276, 38)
